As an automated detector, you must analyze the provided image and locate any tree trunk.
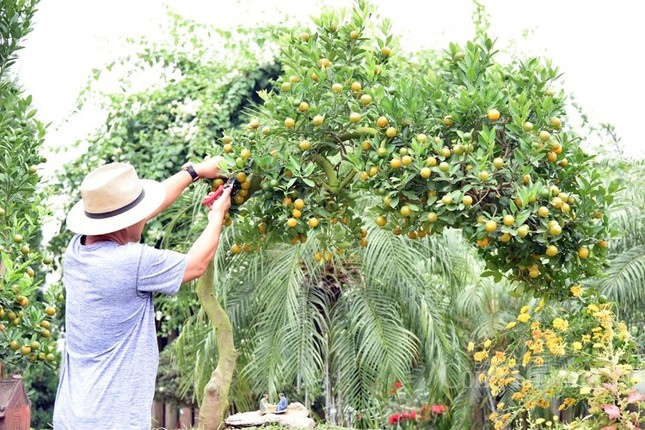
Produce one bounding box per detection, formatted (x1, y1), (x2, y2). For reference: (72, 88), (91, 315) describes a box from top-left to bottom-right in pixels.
(196, 260), (238, 430)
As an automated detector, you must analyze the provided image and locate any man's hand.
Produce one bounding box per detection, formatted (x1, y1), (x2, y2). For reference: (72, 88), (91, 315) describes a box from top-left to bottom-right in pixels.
(208, 185), (232, 221)
(188, 156), (226, 180)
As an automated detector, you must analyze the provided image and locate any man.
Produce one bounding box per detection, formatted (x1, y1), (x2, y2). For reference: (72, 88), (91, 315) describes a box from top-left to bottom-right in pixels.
(259, 393), (269, 415)
(53, 158), (231, 429)
(275, 392), (288, 414)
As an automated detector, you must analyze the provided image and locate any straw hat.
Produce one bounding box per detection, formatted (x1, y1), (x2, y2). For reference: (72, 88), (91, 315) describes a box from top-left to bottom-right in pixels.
(66, 163), (166, 235)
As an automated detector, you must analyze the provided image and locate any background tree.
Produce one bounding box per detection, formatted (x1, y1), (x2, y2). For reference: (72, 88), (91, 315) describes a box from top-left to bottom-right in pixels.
(0, 0), (60, 376)
(597, 160), (645, 338)
(1, 0), (62, 426)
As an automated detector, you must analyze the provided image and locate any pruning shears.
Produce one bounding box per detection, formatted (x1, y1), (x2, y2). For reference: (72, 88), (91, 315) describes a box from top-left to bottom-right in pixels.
(201, 176), (238, 208)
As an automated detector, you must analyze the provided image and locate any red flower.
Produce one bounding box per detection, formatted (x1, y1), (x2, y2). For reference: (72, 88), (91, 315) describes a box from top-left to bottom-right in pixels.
(389, 413), (402, 425)
(402, 411), (410, 419)
(431, 404), (448, 414)
(410, 409), (417, 420)
(394, 381), (403, 389)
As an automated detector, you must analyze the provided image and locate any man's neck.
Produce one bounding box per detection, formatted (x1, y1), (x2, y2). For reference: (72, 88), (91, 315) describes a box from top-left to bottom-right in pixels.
(83, 232), (128, 246)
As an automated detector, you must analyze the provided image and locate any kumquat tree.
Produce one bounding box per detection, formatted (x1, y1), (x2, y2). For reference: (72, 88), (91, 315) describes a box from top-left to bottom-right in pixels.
(50, 0), (629, 429)
(1, 0), (60, 376)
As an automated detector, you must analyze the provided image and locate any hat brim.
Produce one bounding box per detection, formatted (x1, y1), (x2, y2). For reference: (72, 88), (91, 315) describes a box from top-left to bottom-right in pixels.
(66, 179), (166, 236)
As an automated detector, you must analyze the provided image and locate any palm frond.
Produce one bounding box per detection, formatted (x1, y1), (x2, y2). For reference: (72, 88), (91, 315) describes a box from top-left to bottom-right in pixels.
(600, 245), (645, 317)
(348, 282), (420, 386)
(328, 300), (381, 419)
(241, 244), (309, 393)
(281, 277), (328, 393)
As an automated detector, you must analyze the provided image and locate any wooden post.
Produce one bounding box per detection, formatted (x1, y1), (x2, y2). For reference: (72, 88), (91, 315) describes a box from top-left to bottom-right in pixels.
(151, 401), (164, 429)
(164, 402), (178, 429)
(178, 406), (193, 429)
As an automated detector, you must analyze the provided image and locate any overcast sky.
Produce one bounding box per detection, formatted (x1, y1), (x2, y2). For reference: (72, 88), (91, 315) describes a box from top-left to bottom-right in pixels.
(15, 0), (645, 165)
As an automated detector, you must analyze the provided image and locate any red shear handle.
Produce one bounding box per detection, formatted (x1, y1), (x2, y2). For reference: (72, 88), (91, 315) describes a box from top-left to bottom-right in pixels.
(201, 185), (224, 207)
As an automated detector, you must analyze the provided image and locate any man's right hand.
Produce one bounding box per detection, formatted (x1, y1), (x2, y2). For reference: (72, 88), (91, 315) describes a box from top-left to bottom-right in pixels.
(207, 185), (232, 221)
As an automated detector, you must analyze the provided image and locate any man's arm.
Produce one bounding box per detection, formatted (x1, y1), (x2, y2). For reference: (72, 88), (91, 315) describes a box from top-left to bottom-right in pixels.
(146, 156), (226, 221)
(182, 185), (232, 282)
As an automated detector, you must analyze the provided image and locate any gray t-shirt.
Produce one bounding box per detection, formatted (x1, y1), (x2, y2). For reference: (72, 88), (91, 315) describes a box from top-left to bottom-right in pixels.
(53, 234), (187, 430)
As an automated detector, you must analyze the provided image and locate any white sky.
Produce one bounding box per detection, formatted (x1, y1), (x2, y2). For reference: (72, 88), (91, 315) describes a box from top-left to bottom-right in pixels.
(15, 0), (645, 166)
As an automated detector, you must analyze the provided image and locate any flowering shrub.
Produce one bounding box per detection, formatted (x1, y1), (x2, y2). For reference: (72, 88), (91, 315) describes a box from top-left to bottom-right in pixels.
(469, 288), (644, 429)
(386, 381), (450, 429)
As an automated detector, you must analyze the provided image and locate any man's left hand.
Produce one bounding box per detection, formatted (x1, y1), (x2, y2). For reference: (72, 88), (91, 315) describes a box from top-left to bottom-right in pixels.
(189, 156), (226, 180)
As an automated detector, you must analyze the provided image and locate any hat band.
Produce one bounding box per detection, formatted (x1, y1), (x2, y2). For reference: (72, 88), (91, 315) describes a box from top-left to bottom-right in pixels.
(84, 189), (146, 219)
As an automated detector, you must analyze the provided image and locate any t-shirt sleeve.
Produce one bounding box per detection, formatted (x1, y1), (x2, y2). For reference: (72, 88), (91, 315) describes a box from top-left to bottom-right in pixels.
(137, 245), (187, 295)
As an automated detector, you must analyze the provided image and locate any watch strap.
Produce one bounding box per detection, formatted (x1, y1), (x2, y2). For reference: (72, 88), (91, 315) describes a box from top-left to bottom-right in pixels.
(183, 164), (200, 182)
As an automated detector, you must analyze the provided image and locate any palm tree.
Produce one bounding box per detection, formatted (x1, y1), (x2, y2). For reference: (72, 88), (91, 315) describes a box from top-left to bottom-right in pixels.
(170, 192), (527, 429)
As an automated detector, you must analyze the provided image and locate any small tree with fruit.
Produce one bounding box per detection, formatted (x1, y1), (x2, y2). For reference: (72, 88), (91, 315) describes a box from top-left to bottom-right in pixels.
(0, 0), (60, 376)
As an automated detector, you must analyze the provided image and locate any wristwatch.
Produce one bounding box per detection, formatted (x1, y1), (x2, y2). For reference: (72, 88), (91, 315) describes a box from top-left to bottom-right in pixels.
(182, 163), (200, 182)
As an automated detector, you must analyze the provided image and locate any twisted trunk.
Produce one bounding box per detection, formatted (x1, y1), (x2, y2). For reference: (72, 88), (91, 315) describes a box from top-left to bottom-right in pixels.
(196, 260), (238, 430)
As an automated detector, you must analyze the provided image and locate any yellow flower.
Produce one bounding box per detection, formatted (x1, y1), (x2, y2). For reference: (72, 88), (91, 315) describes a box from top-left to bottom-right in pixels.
(517, 313), (530, 323)
(479, 373), (486, 383)
(508, 358), (516, 367)
(552, 317), (569, 331)
(534, 356), (544, 366)
(619, 322), (631, 341)
(520, 305), (530, 314)
(511, 392), (525, 401)
(467, 341), (475, 352)
(521, 381), (533, 392)
(474, 350), (489, 362)
(570, 285), (583, 297)
(580, 386), (591, 395)
(522, 352), (532, 367)
(506, 321), (517, 329)
(572, 341), (582, 351)
(587, 304), (599, 313)
(484, 339), (492, 348)
(497, 402), (505, 410)
(535, 418), (545, 424)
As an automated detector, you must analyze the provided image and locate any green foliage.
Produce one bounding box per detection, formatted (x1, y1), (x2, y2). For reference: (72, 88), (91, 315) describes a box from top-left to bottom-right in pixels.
(205, 0), (614, 300)
(0, 0), (60, 374)
(24, 365), (59, 429)
(591, 160), (645, 361)
(0, 0), (36, 74)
